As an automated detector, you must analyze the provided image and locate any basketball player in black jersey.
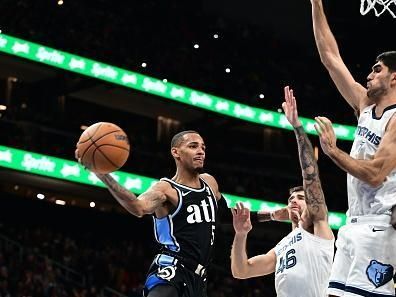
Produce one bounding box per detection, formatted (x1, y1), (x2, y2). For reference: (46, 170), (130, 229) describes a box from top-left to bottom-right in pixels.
(76, 131), (225, 297)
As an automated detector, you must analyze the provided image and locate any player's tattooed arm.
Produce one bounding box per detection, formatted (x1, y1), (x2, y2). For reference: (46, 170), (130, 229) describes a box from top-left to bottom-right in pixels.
(97, 174), (167, 217)
(294, 126), (328, 221)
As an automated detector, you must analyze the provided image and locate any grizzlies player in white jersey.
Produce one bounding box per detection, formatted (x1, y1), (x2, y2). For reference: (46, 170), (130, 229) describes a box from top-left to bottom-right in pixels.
(309, 0), (396, 295)
(230, 86), (334, 297)
(76, 130), (225, 297)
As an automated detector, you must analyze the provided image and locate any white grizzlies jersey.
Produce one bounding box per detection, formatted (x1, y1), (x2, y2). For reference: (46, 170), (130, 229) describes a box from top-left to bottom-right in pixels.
(274, 226), (334, 297)
(348, 104), (396, 216)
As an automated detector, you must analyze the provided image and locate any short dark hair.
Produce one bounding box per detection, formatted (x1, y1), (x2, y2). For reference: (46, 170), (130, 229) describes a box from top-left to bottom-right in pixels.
(171, 130), (199, 148)
(376, 51), (396, 73)
(289, 186), (304, 196)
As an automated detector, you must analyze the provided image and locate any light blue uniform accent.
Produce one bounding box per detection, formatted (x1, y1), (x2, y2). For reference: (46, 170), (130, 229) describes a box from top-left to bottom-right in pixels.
(153, 216), (180, 252)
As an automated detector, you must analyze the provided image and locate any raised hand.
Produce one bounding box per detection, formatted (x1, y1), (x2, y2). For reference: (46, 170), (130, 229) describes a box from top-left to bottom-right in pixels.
(75, 148), (91, 170)
(231, 202), (252, 235)
(282, 86), (302, 128)
(314, 116), (337, 156)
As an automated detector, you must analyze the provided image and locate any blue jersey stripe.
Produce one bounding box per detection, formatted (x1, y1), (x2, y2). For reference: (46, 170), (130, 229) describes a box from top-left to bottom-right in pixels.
(154, 215), (180, 252)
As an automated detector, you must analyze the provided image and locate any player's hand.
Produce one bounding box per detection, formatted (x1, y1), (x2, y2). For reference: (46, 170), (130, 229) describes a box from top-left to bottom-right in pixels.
(75, 148), (91, 170)
(314, 116), (338, 156)
(282, 86), (302, 128)
(231, 202), (252, 235)
(290, 209), (301, 224)
(74, 148), (82, 165)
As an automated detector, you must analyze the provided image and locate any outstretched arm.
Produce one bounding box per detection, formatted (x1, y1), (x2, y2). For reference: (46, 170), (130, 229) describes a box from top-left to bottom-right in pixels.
(315, 116), (396, 187)
(231, 203), (276, 278)
(310, 0), (370, 113)
(96, 174), (167, 217)
(75, 147), (167, 217)
(256, 207), (289, 222)
(282, 86), (333, 239)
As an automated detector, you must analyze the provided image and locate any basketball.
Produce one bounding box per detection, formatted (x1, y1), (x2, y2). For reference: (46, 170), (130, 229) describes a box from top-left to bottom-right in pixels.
(76, 122), (130, 174)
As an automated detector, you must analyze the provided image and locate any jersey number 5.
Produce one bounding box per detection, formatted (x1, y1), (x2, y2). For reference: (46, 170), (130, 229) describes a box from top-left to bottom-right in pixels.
(276, 249), (297, 274)
(211, 225), (215, 245)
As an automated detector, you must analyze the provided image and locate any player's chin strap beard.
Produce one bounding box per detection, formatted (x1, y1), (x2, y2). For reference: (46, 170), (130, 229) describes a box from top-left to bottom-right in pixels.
(196, 167), (205, 174)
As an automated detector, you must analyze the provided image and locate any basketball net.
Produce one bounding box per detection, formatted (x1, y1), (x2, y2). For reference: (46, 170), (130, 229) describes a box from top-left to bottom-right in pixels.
(360, 0), (396, 17)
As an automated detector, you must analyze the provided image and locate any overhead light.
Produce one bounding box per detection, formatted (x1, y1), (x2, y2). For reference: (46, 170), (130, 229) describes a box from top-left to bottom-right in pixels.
(193, 44), (199, 49)
(55, 199), (66, 205)
(90, 202), (95, 208)
(58, 0), (63, 5)
(277, 108), (283, 113)
(0, 105), (6, 111)
(141, 62), (147, 68)
(80, 125), (88, 130)
(259, 94), (265, 99)
(162, 79), (168, 83)
(213, 34), (219, 39)
(37, 193), (45, 199)
(225, 68), (231, 73)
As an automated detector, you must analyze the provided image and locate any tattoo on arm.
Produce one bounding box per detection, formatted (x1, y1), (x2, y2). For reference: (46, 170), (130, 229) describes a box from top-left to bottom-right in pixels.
(294, 126), (327, 218)
(138, 190), (167, 213)
(99, 174), (166, 216)
(257, 212), (272, 222)
(100, 174), (137, 202)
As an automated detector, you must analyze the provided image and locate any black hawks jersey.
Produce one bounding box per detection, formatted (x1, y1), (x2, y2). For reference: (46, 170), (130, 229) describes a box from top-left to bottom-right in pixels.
(153, 177), (218, 267)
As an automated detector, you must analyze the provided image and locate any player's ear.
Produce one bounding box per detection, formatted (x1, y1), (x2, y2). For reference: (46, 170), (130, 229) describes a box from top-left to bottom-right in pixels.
(391, 72), (396, 86)
(171, 147), (179, 159)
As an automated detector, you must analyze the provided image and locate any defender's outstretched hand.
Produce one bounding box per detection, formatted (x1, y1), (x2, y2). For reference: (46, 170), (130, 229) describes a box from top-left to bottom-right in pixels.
(314, 116), (337, 156)
(232, 202), (252, 235)
(282, 86), (302, 128)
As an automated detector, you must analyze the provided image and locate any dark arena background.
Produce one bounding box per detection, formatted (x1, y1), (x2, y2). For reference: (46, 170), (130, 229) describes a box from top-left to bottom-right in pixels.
(1, 0), (395, 296)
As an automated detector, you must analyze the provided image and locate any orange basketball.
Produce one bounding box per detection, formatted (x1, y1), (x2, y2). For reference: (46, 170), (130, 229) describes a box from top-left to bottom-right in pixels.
(76, 122), (130, 174)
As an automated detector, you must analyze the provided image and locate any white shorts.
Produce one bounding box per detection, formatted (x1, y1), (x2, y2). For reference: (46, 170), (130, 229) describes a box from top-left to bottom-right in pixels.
(328, 215), (396, 297)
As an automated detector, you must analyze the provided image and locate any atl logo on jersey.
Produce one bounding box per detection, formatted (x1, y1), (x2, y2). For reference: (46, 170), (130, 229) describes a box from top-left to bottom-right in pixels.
(186, 198), (216, 224)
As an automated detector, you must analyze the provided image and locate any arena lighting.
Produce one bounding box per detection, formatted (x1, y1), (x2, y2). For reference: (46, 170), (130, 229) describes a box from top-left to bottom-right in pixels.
(0, 105), (6, 111)
(90, 202), (95, 208)
(55, 199), (66, 205)
(0, 145), (347, 229)
(193, 43), (199, 49)
(0, 34), (356, 141)
(141, 62), (147, 68)
(37, 193), (45, 199)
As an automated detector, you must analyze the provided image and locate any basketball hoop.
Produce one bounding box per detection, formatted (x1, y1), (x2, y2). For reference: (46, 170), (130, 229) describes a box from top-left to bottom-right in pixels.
(360, 0), (396, 17)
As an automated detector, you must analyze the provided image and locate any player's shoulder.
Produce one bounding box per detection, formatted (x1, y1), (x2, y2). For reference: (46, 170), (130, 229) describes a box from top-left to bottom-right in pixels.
(200, 173), (221, 200)
(150, 179), (173, 192)
(199, 173), (218, 185)
(358, 103), (375, 118)
(385, 113), (396, 135)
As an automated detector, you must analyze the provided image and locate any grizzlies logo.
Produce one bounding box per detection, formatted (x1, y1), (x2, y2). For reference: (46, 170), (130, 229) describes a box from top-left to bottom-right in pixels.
(366, 260), (394, 288)
(157, 266), (177, 281)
